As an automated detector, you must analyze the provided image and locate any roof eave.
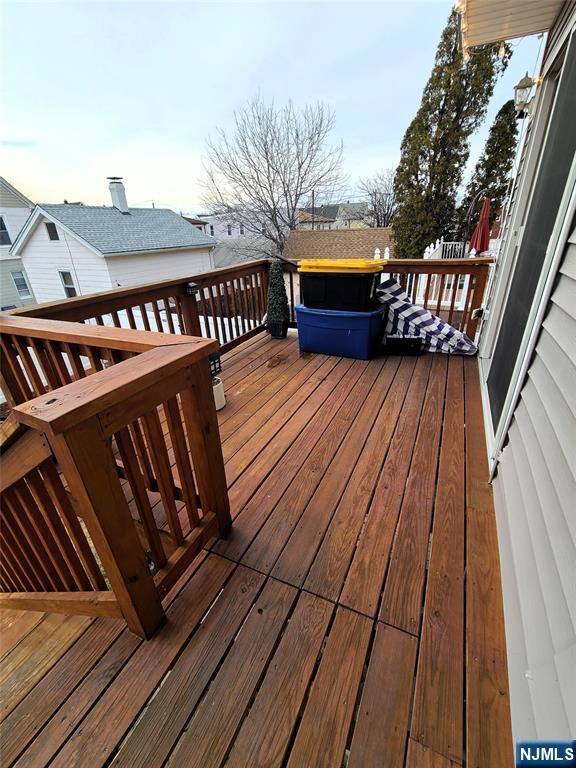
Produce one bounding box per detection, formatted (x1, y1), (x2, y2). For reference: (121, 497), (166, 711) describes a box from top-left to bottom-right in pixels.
(459, 0), (563, 50)
(102, 242), (215, 258)
(10, 206), (104, 258)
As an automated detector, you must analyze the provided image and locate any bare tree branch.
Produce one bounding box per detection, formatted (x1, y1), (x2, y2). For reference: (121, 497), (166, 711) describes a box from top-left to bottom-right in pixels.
(201, 97), (346, 255)
(357, 169), (397, 227)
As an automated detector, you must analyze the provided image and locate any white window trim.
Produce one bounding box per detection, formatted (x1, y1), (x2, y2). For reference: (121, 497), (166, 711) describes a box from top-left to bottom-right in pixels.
(10, 270), (32, 299)
(479, 76), (557, 360)
(58, 269), (77, 297)
(485, 153), (576, 476)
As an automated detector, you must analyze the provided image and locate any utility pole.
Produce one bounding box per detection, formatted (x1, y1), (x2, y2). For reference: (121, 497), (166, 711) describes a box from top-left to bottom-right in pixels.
(311, 190), (315, 231)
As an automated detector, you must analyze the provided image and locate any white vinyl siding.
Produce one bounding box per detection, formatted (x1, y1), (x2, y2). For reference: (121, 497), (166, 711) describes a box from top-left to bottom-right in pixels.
(0, 258), (35, 309)
(11, 270), (32, 298)
(0, 207), (32, 260)
(20, 216), (113, 302)
(106, 248), (214, 287)
(492, 227), (576, 743)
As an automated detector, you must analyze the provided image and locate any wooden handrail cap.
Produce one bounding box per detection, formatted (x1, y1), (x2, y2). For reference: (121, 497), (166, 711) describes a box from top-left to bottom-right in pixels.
(12, 340), (217, 435)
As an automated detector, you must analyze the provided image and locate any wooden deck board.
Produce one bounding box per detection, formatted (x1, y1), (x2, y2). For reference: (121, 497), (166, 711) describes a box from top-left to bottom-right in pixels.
(0, 333), (513, 768)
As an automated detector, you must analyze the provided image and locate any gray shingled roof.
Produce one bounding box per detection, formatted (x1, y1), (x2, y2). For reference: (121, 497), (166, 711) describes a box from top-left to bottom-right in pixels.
(39, 204), (216, 255)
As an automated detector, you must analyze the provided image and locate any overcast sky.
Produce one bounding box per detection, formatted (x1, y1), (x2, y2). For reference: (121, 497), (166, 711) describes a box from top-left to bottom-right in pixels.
(0, 0), (543, 213)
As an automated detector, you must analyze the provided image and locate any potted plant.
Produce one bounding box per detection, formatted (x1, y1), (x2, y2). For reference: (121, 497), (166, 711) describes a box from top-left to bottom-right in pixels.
(266, 259), (290, 339)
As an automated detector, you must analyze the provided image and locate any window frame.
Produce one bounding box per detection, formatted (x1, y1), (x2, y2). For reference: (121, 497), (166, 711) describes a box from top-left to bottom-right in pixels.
(0, 215), (12, 246)
(59, 269), (77, 298)
(46, 222), (60, 241)
(10, 270), (32, 299)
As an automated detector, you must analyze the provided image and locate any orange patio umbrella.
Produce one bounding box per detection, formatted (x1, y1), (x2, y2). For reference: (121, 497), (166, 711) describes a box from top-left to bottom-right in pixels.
(469, 197), (491, 254)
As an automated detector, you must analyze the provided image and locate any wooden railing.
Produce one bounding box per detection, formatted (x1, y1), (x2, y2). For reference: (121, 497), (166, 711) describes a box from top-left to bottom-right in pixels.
(282, 257), (492, 339)
(9, 260), (270, 353)
(384, 258), (492, 339)
(0, 324), (230, 638)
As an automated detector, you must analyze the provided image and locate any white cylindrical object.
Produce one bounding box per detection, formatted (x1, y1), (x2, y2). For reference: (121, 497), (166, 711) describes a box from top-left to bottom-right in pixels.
(212, 377), (226, 411)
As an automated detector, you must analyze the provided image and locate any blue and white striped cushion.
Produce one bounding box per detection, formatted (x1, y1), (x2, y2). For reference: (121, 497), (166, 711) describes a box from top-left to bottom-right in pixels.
(376, 278), (477, 355)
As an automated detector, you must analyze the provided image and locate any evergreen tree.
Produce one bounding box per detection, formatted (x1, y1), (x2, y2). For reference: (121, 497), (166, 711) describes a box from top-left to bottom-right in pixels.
(456, 99), (518, 239)
(392, 10), (510, 258)
(266, 259), (290, 337)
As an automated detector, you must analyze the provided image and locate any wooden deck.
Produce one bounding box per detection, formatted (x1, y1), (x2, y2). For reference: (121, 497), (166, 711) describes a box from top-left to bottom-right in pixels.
(0, 331), (513, 768)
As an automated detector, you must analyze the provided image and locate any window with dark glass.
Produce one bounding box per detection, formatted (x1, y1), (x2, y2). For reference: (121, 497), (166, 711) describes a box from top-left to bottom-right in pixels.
(46, 222), (59, 240)
(227, 224), (232, 236)
(0, 216), (11, 245)
(59, 270), (77, 297)
(10, 270), (31, 298)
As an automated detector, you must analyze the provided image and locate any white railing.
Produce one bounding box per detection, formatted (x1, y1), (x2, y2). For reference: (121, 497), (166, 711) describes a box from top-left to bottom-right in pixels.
(424, 238), (467, 259)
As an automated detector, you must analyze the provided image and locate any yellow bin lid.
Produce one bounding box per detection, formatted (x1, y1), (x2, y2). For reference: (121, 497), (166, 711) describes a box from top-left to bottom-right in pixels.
(298, 258), (387, 273)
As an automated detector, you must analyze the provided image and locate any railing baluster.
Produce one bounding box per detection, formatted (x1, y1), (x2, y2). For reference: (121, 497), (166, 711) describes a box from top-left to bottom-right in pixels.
(0, 522), (39, 590)
(129, 420), (155, 490)
(447, 273), (458, 325)
(28, 337), (60, 390)
(227, 281), (240, 340)
(63, 342), (86, 379)
(126, 306), (137, 330)
(215, 283), (228, 344)
(48, 342), (73, 385)
(115, 427), (167, 569)
(142, 409), (183, 545)
(41, 459), (107, 590)
(26, 469), (92, 590)
(139, 304), (151, 331)
(152, 301), (164, 332)
(161, 299), (175, 335)
(11, 336), (44, 395)
(163, 397), (200, 528)
(435, 274), (446, 316)
(3, 490), (62, 590)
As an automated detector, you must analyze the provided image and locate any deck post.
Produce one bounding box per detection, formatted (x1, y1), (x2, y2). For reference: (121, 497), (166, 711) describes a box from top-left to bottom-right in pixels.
(47, 416), (165, 638)
(465, 265), (490, 339)
(181, 283), (203, 337)
(180, 358), (231, 536)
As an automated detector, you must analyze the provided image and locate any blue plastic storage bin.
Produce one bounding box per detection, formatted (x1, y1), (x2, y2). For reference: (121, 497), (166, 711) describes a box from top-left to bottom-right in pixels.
(296, 304), (386, 360)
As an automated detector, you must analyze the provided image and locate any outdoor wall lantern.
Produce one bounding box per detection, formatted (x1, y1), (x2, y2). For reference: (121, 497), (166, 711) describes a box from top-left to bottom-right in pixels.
(514, 72), (536, 116)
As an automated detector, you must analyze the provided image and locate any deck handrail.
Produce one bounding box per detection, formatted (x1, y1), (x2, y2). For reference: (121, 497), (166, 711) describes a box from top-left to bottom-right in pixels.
(1, 337), (230, 637)
(8, 260), (271, 353)
(282, 257), (494, 338)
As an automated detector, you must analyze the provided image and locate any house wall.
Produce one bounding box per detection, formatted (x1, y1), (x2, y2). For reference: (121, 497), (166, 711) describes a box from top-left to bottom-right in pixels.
(491, 226), (576, 741)
(20, 217), (113, 303)
(0, 258), (35, 309)
(478, 9), (576, 745)
(0, 180), (32, 260)
(106, 247), (214, 287)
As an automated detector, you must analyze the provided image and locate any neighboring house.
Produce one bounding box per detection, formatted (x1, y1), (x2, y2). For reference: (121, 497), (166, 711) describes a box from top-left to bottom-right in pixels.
(0, 177), (35, 309)
(197, 214), (258, 239)
(462, 0), (576, 745)
(212, 236), (272, 269)
(284, 227), (394, 262)
(10, 179), (216, 303)
(296, 210), (336, 231)
(301, 202), (370, 230)
(183, 216), (209, 234)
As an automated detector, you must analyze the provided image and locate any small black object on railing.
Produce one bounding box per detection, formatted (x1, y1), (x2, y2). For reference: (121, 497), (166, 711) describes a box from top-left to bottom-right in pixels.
(209, 352), (222, 376)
